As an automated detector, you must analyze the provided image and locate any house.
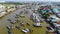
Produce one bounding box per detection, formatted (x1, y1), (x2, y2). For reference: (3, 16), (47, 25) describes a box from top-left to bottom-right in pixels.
(46, 15), (60, 25)
(53, 23), (60, 29)
(0, 11), (6, 17)
(5, 5), (16, 13)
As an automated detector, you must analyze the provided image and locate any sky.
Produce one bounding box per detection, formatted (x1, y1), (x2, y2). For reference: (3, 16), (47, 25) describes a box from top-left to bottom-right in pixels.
(0, 0), (60, 2)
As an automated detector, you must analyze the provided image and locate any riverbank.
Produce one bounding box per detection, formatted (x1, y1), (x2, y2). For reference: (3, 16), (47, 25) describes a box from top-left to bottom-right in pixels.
(0, 4), (16, 18)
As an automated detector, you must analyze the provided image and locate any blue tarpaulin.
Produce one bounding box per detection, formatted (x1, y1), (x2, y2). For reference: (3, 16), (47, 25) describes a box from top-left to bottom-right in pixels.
(41, 10), (47, 14)
(52, 8), (59, 13)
